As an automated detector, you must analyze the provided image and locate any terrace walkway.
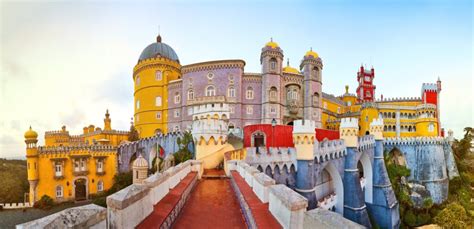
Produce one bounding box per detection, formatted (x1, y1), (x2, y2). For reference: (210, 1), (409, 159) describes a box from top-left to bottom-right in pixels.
(172, 169), (247, 229)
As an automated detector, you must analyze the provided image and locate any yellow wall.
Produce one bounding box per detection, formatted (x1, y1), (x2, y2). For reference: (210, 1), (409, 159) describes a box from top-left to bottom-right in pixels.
(30, 151), (117, 203)
(133, 57), (181, 138)
(359, 107), (379, 136)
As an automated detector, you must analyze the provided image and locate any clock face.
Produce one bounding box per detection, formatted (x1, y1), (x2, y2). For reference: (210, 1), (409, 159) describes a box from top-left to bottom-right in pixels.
(365, 76), (371, 82)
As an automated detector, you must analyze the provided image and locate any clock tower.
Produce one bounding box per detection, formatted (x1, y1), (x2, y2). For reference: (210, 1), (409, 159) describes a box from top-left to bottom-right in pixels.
(356, 65), (376, 103)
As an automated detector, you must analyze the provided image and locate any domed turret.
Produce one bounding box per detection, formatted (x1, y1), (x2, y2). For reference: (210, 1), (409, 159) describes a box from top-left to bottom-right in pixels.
(24, 126), (38, 140)
(132, 154), (148, 184)
(138, 35), (179, 63)
(282, 59), (300, 74)
(304, 48), (319, 59)
(264, 38), (279, 49)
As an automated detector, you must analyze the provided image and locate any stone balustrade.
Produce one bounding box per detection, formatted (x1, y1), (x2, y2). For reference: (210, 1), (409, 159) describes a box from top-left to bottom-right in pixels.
(269, 184), (308, 229)
(317, 193), (337, 210)
(106, 160), (202, 229)
(0, 202), (31, 209)
(229, 161), (308, 229)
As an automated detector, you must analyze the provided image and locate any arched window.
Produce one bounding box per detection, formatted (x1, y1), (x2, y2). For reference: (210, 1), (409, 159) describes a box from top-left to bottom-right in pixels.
(155, 96), (162, 106)
(313, 92), (320, 106)
(136, 100), (140, 109)
(228, 122), (235, 129)
(55, 162), (63, 177)
(312, 67), (319, 80)
(174, 92), (181, 104)
(206, 85), (216, 97)
(270, 58), (277, 70)
(156, 111), (161, 120)
(187, 89), (194, 100)
(428, 123), (435, 132)
(228, 86), (235, 98)
(155, 71), (162, 81)
(135, 75), (140, 86)
(56, 185), (63, 198)
(287, 88), (298, 100)
(269, 87), (278, 101)
(246, 106), (253, 114)
(97, 180), (104, 192)
(246, 87), (254, 100)
(366, 91), (371, 97)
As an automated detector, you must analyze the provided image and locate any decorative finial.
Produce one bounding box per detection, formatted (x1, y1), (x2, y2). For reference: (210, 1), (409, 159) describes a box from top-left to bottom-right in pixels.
(310, 47), (312, 51)
(270, 37), (273, 42)
(345, 85), (349, 93)
(29, 125), (32, 130)
(106, 109), (110, 117)
(287, 58), (290, 67)
(157, 34), (162, 43)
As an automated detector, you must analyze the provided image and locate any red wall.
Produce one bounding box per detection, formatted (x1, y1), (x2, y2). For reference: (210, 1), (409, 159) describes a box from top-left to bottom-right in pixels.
(243, 124), (339, 148)
(423, 91), (438, 105)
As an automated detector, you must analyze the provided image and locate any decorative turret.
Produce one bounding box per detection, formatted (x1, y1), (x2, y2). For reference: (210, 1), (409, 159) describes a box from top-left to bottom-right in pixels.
(132, 154), (148, 184)
(359, 102), (379, 136)
(104, 109), (112, 131)
(369, 118), (384, 140)
(292, 120), (316, 160)
(340, 118), (359, 147)
(25, 126), (39, 204)
(300, 48), (323, 126)
(447, 129), (454, 146)
(260, 38), (283, 124)
(356, 65), (376, 103)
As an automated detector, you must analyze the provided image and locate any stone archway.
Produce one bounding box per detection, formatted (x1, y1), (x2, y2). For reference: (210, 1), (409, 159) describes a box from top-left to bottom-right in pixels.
(359, 152), (373, 204)
(74, 177), (88, 201)
(322, 162), (344, 214)
(251, 131), (266, 148)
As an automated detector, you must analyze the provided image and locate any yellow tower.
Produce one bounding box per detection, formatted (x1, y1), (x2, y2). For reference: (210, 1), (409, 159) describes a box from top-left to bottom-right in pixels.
(133, 34), (181, 138)
(359, 103), (379, 136)
(292, 120), (316, 160)
(104, 109), (112, 131)
(25, 126), (39, 204)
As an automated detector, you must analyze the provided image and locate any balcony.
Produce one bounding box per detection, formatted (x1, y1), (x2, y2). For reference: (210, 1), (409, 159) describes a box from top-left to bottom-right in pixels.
(187, 96), (226, 106)
(73, 169), (89, 176)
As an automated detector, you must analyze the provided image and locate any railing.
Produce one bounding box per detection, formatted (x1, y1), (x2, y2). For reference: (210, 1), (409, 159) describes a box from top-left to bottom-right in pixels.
(224, 148), (246, 175)
(317, 193), (337, 210)
(0, 202), (32, 209)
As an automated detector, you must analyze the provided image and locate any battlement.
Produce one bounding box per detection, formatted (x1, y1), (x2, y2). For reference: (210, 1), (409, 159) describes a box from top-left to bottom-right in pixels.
(370, 118), (384, 140)
(45, 130), (69, 136)
(192, 103), (230, 118)
(293, 120), (316, 135)
(416, 103), (437, 110)
(422, 83), (438, 92)
(314, 139), (346, 163)
(384, 136), (447, 146)
(245, 147), (297, 169)
(360, 102), (378, 109)
(340, 118), (358, 129)
(38, 144), (116, 153)
(358, 135), (375, 151)
(376, 97), (422, 102)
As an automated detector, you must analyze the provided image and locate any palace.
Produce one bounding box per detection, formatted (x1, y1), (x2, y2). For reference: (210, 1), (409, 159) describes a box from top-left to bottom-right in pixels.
(133, 34), (442, 139)
(24, 110), (129, 204)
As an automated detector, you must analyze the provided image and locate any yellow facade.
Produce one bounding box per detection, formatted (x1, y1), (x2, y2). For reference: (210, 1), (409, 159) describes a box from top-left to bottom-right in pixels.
(25, 111), (128, 204)
(133, 57), (181, 138)
(321, 86), (440, 137)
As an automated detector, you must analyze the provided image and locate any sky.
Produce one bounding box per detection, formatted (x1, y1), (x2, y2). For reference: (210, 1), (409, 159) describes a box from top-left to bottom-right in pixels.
(0, 0), (472, 158)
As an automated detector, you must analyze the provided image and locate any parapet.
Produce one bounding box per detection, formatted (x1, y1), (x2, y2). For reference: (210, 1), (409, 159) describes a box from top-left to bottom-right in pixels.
(340, 118), (358, 129)
(384, 136), (446, 146)
(293, 120), (316, 135)
(369, 118), (384, 140)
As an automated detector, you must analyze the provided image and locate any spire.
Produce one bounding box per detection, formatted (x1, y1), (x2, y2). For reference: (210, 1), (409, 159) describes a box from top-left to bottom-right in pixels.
(105, 109), (110, 118)
(287, 58), (290, 67)
(156, 26), (162, 42)
(345, 85), (349, 94)
(270, 37), (273, 42)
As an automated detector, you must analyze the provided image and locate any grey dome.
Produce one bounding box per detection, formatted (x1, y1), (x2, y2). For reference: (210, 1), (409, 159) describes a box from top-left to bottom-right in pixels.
(138, 36), (179, 62)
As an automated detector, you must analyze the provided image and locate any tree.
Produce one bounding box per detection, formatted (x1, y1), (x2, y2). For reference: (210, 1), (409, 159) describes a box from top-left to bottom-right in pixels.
(174, 132), (194, 164)
(128, 125), (139, 142)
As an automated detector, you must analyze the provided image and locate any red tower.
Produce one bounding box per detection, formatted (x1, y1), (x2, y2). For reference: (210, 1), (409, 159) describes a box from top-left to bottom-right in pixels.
(356, 65), (376, 103)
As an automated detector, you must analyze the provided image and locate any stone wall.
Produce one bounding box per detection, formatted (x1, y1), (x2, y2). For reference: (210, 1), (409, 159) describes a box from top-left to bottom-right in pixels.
(106, 160), (202, 229)
(16, 204), (106, 229)
(384, 137), (458, 203)
(117, 132), (190, 173)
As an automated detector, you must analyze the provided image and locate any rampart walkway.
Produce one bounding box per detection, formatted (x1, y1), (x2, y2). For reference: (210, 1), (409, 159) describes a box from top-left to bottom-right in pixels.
(172, 170), (247, 229)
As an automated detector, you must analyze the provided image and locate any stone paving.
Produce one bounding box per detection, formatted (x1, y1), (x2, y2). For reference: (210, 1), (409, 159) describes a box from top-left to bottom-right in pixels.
(173, 170), (247, 229)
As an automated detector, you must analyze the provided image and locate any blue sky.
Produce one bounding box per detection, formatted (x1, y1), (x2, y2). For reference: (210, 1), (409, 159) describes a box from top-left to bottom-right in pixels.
(0, 0), (472, 158)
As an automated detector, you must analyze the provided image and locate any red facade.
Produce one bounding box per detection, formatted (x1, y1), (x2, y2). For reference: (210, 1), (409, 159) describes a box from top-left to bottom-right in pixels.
(422, 91), (438, 105)
(243, 124), (339, 148)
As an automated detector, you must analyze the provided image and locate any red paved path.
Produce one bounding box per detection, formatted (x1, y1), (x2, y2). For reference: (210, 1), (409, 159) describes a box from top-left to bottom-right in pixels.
(173, 170), (247, 229)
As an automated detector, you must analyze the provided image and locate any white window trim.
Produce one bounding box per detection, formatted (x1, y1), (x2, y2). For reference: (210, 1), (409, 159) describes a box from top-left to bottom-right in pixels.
(155, 96), (162, 107)
(56, 185), (63, 198)
(246, 88), (254, 100)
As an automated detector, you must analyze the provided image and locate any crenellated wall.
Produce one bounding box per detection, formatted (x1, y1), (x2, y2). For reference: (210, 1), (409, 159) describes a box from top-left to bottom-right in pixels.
(117, 132), (188, 173)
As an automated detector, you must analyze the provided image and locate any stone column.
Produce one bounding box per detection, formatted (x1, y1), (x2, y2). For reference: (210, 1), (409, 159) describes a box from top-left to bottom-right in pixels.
(340, 118), (371, 228)
(396, 110), (400, 137)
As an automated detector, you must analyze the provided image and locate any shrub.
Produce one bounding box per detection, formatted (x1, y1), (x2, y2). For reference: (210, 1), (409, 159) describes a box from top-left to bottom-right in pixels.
(417, 213), (431, 225)
(34, 195), (54, 210)
(403, 210), (417, 227)
(434, 202), (469, 228)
